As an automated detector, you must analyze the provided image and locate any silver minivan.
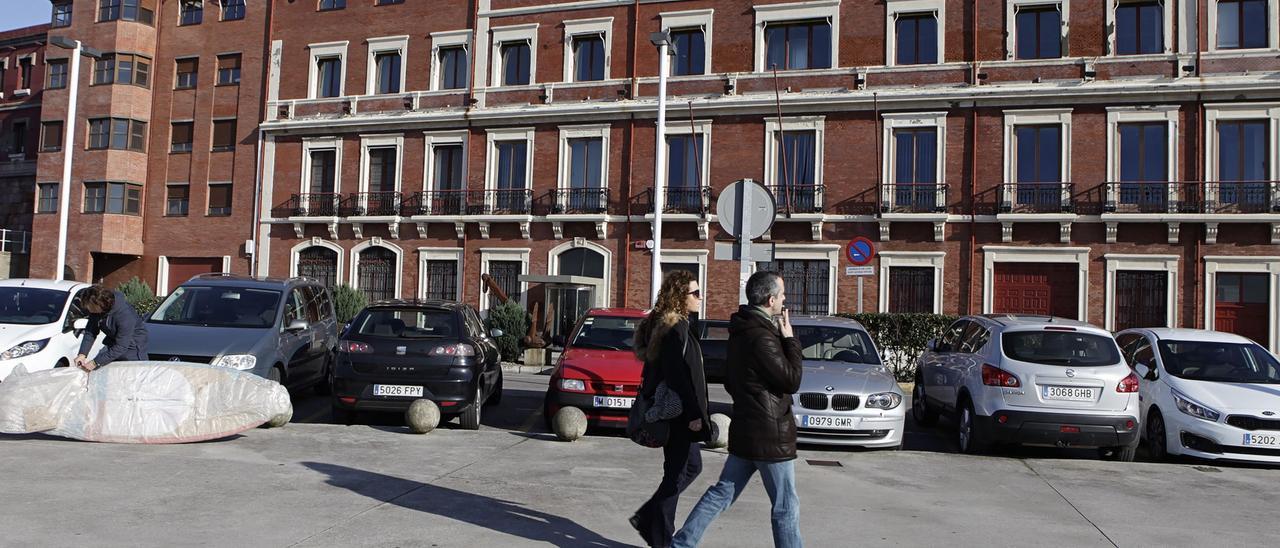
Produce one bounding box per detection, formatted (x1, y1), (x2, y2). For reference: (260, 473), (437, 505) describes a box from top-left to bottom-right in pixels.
(145, 274), (338, 392)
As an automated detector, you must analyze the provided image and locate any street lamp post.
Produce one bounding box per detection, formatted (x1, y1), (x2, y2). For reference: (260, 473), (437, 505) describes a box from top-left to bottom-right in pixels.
(649, 31), (673, 306)
(48, 36), (101, 281)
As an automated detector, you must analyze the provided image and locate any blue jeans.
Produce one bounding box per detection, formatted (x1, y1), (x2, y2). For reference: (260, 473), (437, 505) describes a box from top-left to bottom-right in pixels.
(672, 454), (802, 548)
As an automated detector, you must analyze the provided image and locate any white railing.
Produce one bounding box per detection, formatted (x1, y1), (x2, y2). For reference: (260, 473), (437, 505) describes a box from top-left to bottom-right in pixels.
(0, 229), (31, 254)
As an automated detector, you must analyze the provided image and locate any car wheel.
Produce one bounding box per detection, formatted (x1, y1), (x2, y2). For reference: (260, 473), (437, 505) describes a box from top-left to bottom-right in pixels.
(485, 372), (503, 407)
(314, 354), (334, 396)
(331, 405), (355, 425)
(1147, 409), (1169, 462)
(911, 374), (939, 427)
(459, 383), (482, 430)
(55, 359), (69, 368)
(1099, 441), (1138, 462)
(956, 398), (986, 455)
(268, 365), (284, 386)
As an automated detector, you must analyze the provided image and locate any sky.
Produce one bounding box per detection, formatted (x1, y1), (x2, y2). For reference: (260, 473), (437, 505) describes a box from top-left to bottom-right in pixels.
(1, 3), (52, 33)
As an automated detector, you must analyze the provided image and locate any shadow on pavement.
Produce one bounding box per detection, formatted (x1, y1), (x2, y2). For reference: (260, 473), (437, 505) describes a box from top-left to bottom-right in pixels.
(301, 462), (637, 548)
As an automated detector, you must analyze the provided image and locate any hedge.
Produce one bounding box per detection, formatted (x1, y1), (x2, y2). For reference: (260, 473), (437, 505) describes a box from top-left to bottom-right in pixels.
(331, 285), (368, 325)
(835, 313), (957, 382)
(116, 277), (163, 317)
(486, 301), (529, 362)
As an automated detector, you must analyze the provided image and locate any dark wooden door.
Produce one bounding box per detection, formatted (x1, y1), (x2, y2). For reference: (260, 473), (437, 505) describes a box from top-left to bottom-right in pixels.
(993, 263), (1078, 319)
(1216, 273), (1269, 344)
(167, 257), (224, 293)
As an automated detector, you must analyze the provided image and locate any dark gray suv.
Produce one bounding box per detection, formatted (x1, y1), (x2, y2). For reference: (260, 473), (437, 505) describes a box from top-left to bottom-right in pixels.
(145, 274), (339, 392)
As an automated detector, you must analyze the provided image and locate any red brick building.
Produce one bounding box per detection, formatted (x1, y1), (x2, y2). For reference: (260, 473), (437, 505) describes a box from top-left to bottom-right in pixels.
(25, 0), (1280, 349)
(0, 24), (48, 275)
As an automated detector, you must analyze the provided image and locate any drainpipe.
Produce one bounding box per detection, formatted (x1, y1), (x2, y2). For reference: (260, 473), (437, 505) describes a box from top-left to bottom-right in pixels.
(968, 0), (980, 315)
(622, 1), (641, 308)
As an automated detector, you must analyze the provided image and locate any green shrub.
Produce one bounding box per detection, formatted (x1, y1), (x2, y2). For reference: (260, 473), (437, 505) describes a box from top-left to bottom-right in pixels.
(116, 277), (160, 317)
(331, 285), (368, 324)
(486, 301), (529, 362)
(836, 313), (957, 382)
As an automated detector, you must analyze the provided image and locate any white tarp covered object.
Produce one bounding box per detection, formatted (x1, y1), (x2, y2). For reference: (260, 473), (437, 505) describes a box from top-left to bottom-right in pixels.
(0, 361), (292, 443)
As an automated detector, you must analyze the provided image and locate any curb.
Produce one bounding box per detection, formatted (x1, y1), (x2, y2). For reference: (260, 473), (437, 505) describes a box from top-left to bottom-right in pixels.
(501, 364), (552, 375)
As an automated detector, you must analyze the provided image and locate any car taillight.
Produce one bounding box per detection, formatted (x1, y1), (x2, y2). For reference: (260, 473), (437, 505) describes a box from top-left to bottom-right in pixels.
(431, 343), (476, 357)
(339, 341), (372, 353)
(981, 364), (1021, 387)
(1116, 372), (1140, 393)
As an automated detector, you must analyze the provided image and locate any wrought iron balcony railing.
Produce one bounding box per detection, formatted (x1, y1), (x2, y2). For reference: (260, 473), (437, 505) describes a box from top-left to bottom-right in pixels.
(553, 187), (609, 214)
(1000, 182), (1074, 213)
(880, 183), (947, 213)
(349, 191), (403, 216)
(765, 184), (824, 214)
(475, 188), (534, 215)
(403, 190), (468, 216)
(289, 193), (341, 217)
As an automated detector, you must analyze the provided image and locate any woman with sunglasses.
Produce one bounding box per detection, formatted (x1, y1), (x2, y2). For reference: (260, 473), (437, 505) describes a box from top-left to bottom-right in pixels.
(630, 269), (711, 547)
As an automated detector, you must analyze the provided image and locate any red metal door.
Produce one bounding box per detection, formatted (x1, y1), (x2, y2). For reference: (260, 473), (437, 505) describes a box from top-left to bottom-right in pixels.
(166, 257), (224, 292)
(993, 263), (1078, 319)
(1215, 273), (1270, 344)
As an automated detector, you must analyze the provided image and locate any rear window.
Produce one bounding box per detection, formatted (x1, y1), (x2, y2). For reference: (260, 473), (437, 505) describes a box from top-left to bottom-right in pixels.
(1001, 330), (1121, 367)
(354, 308), (457, 339)
(571, 315), (641, 351)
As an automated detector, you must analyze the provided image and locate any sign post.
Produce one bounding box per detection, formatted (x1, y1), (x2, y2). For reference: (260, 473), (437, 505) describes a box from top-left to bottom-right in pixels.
(715, 179), (776, 304)
(846, 237), (877, 314)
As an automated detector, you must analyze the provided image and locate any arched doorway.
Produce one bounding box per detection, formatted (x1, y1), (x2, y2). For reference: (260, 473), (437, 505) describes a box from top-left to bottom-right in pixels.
(556, 246), (605, 278)
(357, 247), (396, 302)
(297, 246), (338, 289)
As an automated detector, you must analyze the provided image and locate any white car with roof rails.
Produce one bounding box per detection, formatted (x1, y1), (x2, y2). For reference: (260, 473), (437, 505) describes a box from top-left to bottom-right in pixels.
(912, 314), (1141, 460)
(0, 279), (105, 381)
(1116, 328), (1280, 464)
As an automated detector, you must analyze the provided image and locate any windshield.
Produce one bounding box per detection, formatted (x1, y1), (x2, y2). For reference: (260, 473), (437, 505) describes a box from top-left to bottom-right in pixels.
(0, 287), (70, 325)
(1002, 331), (1121, 367)
(1158, 340), (1280, 384)
(795, 326), (882, 365)
(570, 316), (641, 351)
(354, 308), (457, 338)
(149, 286), (282, 329)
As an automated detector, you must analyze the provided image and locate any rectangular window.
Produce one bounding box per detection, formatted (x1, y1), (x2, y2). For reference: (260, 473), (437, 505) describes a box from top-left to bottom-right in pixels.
(761, 259), (829, 315)
(1218, 120), (1269, 181)
(319, 0), (345, 10)
(775, 130), (818, 187)
(207, 184), (233, 216)
(1116, 1), (1164, 55)
(377, 0), (404, 4)
(211, 119), (236, 151)
(316, 57), (341, 97)
(1115, 271), (1168, 331)
(38, 183), (60, 214)
(52, 2), (73, 27)
(175, 58), (198, 89)
(666, 134), (704, 189)
(1015, 125), (1062, 182)
(671, 28), (706, 76)
(130, 119), (146, 151)
(893, 128), (938, 209)
(500, 42), (531, 86)
(567, 137), (603, 189)
(9, 122), (26, 154)
(495, 141), (528, 189)
(94, 56), (116, 85)
(1218, 0), (1269, 49)
(765, 20), (833, 70)
(572, 34), (605, 81)
(115, 54), (150, 88)
(367, 147), (397, 192)
(1015, 6), (1062, 59)
(424, 260), (459, 301)
(166, 184), (190, 216)
(432, 145), (465, 190)
(171, 122), (194, 153)
(48, 60), (68, 89)
(1119, 122), (1167, 182)
(84, 182), (107, 213)
(375, 51), (402, 94)
(180, 0), (203, 25)
(87, 118), (145, 151)
(221, 0), (245, 21)
(88, 119), (109, 149)
(18, 58), (33, 89)
(438, 46), (467, 90)
(487, 261), (522, 310)
(109, 119), (130, 150)
(309, 150), (336, 193)
(217, 54), (241, 85)
(42, 121), (64, 152)
(896, 14), (939, 65)
(100, 0), (155, 24)
(84, 182), (141, 215)
(889, 266), (935, 313)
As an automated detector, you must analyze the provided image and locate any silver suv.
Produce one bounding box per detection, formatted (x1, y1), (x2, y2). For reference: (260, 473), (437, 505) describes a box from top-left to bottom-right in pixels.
(912, 315), (1141, 461)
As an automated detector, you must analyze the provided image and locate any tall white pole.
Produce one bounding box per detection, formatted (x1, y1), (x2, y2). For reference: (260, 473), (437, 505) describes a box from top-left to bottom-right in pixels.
(650, 42), (670, 306)
(55, 41), (82, 281)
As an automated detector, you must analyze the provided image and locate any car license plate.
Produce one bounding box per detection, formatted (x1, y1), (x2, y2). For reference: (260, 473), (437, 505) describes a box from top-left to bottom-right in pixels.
(800, 415), (856, 430)
(1043, 386), (1096, 402)
(593, 396), (634, 409)
(372, 384), (424, 398)
(1242, 432), (1280, 448)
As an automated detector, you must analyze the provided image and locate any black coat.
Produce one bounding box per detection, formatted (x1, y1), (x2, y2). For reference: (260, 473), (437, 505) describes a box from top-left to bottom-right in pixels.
(637, 312), (710, 443)
(725, 306), (803, 461)
(78, 290), (149, 364)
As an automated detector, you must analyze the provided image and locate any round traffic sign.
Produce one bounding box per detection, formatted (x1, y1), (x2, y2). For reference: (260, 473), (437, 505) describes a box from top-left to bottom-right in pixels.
(847, 237), (876, 266)
(716, 179), (776, 240)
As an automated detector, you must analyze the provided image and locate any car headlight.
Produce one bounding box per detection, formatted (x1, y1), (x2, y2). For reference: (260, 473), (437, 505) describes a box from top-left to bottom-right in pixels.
(0, 339), (49, 361)
(560, 378), (585, 392)
(212, 354), (257, 371)
(1173, 389), (1220, 422)
(865, 392), (903, 410)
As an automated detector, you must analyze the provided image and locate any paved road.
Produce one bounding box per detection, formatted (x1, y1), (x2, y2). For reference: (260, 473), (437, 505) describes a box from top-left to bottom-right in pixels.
(2, 374), (1277, 547)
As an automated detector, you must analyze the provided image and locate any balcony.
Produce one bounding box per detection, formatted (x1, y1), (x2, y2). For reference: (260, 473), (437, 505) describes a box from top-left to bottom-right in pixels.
(765, 184), (824, 215)
(632, 186), (712, 239)
(348, 192), (403, 217)
(552, 187), (609, 215)
(881, 183), (947, 213)
(1104, 182), (1199, 214)
(1102, 181), (1280, 244)
(403, 190), (467, 216)
(288, 193), (342, 217)
(1000, 182), (1074, 214)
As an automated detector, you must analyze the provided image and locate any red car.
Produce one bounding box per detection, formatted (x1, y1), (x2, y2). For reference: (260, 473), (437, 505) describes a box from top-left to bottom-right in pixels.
(544, 308), (647, 429)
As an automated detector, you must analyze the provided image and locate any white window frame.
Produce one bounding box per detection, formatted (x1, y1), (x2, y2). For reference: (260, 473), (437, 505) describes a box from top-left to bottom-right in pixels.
(1005, 0), (1070, 60)
(301, 137), (343, 197)
(1105, 0), (1174, 56)
(430, 29), (472, 92)
(489, 24), (539, 87)
(423, 130), (469, 193)
(1204, 103), (1280, 182)
(881, 112), (947, 210)
(660, 9), (714, 77)
(480, 247), (531, 313)
(350, 239), (404, 300)
(485, 127), (535, 192)
(1103, 254), (1178, 331)
(1207, 0), (1280, 52)
(15, 54), (36, 94)
(290, 238), (346, 286)
(884, 0), (944, 66)
(557, 124), (611, 194)
(753, 0), (840, 72)
(307, 41), (348, 99)
(763, 116), (825, 195)
(1104, 106), (1179, 205)
(878, 251), (945, 313)
(358, 134), (404, 195)
(1204, 255), (1280, 351)
(660, 249), (709, 316)
(753, 244), (840, 314)
(663, 119), (712, 191)
(418, 247), (465, 301)
(982, 246), (1091, 321)
(1002, 109), (1073, 207)
(365, 35), (409, 96)
(547, 239), (613, 308)
(562, 17), (613, 82)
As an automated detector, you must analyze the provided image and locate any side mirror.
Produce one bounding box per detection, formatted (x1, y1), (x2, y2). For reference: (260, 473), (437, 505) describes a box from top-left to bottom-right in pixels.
(72, 318), (89, 331)
(285, 319), (309, 332)
(1137, 362), (1158, 381)
(489, 328), (504, 339)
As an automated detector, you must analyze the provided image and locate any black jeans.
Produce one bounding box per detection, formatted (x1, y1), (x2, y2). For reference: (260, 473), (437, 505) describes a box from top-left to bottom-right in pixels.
(635, 425), (703, 547)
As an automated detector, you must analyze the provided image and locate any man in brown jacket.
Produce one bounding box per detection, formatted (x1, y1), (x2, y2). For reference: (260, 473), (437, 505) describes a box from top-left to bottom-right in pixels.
(672, 271), (804, 548)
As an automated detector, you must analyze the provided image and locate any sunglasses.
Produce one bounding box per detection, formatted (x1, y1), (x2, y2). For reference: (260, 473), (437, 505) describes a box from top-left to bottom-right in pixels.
(686, 289), (702, 298)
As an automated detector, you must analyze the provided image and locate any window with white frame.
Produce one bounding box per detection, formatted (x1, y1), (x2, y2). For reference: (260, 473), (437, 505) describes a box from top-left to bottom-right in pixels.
(366, 36), (408, 95)
(1105, 106), (1177, 208)
(421, 131), (467, 216)
(1104, 254), (1178, 331)
(430, 30), (471, 91)
(352, 241), (402, 303)
(301, 138), (342, 216)
(1212, 0), (1274, 50)
(419, 248), (463, 301)
(884, 0), (943, 66)
(563, 18), (612, 82)
(1205, 104), (1280, 211)
(1007, 1), (1066, 60)
(486, 128), (534, 214)
(665, 120), (711, 214)
(764, 117), (824, 213)
(308, 41), (347, 99)
(882, 112), (946, 213)
(754, 1), (839, 72)
(1108, 0), (1170, 55)
(359, 135), (402, 216)
(491, 24), (538, 87)
(481, 248), (530, 312)
(557, 125), (610, 213)
(756, 244), (839, 315)
(661, 10), (713, 76)
(878, 251), (945, 313)
(1003, 109), (1072, 211)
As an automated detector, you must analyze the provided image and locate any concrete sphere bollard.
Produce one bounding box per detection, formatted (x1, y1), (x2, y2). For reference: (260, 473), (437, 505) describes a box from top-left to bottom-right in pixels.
(705, 413), (731, 449)
(553, 407), (588, 441)
(406, 399), (441, 434)
(266, 408), (292, 429)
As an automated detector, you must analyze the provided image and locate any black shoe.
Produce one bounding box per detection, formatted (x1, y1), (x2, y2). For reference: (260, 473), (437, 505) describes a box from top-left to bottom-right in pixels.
(629, 513), (653, 547)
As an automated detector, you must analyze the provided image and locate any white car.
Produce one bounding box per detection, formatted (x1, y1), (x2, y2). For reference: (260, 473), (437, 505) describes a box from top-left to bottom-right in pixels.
(1116, 328), (1280, 464)
(0, 279), (104, 381)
